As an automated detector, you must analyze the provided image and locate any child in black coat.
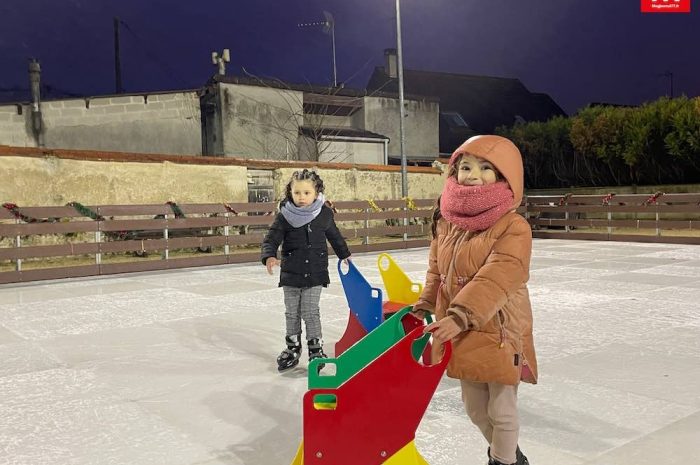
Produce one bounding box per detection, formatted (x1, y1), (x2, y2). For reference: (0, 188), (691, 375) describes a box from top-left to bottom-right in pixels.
(261, 169), (351, 372)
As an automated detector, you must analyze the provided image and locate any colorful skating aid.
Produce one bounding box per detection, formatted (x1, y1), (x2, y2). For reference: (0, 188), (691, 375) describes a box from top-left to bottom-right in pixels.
(378, 253), (423, 319)
(291, 326), (451, 465)
(334, 259), (383, 356)
(290, 440), (429, 465)
(309, 307), (429, 390)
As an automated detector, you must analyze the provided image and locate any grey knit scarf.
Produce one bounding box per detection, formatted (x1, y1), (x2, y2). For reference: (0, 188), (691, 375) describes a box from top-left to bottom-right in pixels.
(280, 193), (326, 228)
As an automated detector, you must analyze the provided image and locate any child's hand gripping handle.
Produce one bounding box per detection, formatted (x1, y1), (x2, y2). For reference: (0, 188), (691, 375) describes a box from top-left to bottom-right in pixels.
(424, 316), (462, 346)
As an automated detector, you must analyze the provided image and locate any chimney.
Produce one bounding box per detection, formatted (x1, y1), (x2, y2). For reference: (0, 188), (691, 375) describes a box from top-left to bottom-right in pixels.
(384, 48), (398, 79)
(28, 58), (44, 147)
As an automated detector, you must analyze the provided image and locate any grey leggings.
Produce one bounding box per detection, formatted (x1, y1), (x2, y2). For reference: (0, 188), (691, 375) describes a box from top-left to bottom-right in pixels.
(283, 286), (323, 340)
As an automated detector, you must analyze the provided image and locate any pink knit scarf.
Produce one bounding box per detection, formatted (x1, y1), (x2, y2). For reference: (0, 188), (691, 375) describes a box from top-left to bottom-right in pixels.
(440, 178), (514, 232)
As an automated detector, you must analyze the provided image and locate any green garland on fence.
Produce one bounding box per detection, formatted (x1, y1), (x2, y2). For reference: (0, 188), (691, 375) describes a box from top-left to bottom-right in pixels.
(66, 201), (105, 221)
(166, 201), (185, 218)
(2, 203), (58, 223)
(1, 200), (209, 243)
(65, 202), (132, 240)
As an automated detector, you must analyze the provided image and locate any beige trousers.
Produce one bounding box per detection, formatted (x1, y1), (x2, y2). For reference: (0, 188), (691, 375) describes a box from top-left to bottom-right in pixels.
(461, 380), (519, 464)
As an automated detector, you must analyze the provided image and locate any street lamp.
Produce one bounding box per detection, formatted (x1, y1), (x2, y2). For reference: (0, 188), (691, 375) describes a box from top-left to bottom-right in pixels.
(395, 0), (407, 198)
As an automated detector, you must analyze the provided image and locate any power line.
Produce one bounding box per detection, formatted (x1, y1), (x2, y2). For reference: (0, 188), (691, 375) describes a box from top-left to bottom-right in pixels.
(117, 19), (200, 127)
(118, 19), (193, 90)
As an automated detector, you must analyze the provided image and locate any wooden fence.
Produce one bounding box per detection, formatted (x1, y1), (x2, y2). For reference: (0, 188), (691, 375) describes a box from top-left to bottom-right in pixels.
(526, 192), (700, 244)
(1, 193), (698, 284)
(0, 199), (434, 284)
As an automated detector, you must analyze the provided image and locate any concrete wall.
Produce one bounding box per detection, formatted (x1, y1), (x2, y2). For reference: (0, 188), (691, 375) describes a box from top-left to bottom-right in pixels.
(296, 135), (318, 162)
(215, 83), (440, 163)
(297, 135), (385, 165)
(272, 167), (442, 203)
(2, 86), (440, 165)
(0, 105), (33, 147)
(44, 93), (201, 155)
(219, 83), (303, 159)
(0, 156), (248, 206)
(362, 96), (439, 160)
(0, 92), (202, 155)
(318, 141), (384, 165)
(303, 114), (353, 128)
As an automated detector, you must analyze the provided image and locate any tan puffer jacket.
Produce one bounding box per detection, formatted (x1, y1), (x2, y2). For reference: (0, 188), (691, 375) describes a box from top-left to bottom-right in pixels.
(415, 135), (538, 385)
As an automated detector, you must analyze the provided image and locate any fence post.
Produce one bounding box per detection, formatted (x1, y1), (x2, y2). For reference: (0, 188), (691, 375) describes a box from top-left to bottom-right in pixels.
(14, 217), (21, 272)
(655, 208), (660, 237)
(163, 213), (170, 260)
(403, 207), (408, 243)
(364, 206), (370, 245)
(94, 206), (102, 267)
(523, 196), (529, 221)
(95, 229), (102, 266)
(224, 212), (230, 255)
(644, 192), (663, 237)
(558, 193), (572, 233)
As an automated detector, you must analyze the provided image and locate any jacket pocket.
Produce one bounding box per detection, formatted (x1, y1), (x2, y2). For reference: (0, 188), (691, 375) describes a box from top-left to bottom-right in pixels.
(496, 310), (507, 348)
(281, 250), (300, 272)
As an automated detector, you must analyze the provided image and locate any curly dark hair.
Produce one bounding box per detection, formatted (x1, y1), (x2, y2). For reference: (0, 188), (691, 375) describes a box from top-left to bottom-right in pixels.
(284, 169), (325, 203)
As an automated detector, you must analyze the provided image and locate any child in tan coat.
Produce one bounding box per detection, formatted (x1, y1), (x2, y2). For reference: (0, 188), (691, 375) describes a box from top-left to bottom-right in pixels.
(414, 135), (537, 465)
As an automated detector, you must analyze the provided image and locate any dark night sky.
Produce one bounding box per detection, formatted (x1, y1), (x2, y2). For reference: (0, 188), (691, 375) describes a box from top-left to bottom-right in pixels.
(1, 0), (698, 114)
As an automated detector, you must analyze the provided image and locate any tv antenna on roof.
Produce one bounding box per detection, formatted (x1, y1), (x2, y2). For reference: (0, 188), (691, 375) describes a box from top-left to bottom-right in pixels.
(298, 11), (337, 87)
(211, 49), (230, 76)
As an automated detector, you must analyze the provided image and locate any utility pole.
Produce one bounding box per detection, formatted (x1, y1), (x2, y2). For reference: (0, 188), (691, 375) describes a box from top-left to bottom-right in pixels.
(28, 58), (44, 147)
(114, 17), (123, 93)
(329, 18), (337, 87)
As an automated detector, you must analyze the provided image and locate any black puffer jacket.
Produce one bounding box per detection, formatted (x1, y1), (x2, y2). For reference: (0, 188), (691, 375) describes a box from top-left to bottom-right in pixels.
(260, 204), (351, 288)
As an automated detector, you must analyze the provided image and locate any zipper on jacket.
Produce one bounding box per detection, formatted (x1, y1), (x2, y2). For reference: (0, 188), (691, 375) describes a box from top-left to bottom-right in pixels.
(444, 232), (470, 299)
(439, 230), (471, 327)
